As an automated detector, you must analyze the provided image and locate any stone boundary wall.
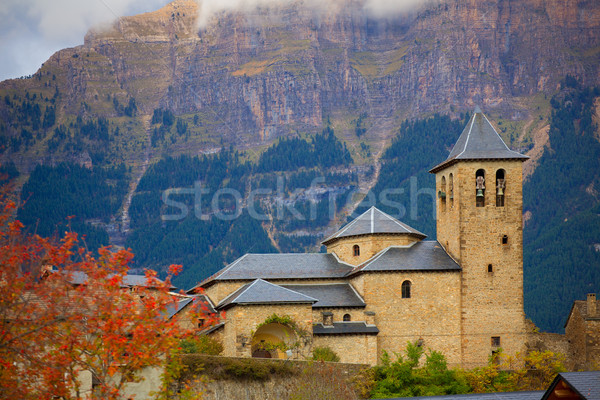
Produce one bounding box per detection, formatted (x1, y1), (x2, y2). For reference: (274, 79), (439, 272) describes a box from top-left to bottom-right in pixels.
(179, 355), (369, 400)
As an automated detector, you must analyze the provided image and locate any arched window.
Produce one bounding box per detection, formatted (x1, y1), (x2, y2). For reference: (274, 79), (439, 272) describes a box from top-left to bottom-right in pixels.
(449, 173), (454, 208)
(401, 280), (411, 299)
(343, 313), (351, 322)
(353, 245), (360, 257)
(476, 169), (486, 207)
(440, 176), (447, 212)
(502, 235), (508, 245)
(496, 169), (505, 207)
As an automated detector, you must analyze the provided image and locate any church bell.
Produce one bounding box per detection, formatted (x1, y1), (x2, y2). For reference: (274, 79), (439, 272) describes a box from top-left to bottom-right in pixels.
(497, 187), (504, 196)
(476, 189), (484, 197)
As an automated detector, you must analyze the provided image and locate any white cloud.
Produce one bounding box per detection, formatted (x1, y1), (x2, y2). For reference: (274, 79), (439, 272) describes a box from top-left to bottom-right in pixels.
(0, 0), (169, 81)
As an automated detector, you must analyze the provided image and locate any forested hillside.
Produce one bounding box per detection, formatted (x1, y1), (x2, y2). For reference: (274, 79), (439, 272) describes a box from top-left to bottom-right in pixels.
(123, 129), (358, 289)
(17, 163), (128, 251)
(523, 81), (600, 332)
(353, 114), (470, 237)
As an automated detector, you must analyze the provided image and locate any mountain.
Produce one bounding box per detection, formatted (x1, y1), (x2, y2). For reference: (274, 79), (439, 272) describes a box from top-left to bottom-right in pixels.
(0, 0), (599, 332)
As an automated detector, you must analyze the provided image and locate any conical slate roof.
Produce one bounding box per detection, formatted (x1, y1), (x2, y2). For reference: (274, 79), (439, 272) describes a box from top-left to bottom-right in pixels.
(216, 279), (317, 309)
(322, 206), (426, 245)
(430, 107), (528, 173)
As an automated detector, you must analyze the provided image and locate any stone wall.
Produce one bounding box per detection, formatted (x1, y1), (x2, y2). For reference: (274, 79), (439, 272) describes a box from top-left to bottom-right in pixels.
(327, 234), (420, 266)
(437, 160), (527, 369)
(313, 334), (378, 365)
(222, 303), (313, 359)
(357, 270), (463, 366)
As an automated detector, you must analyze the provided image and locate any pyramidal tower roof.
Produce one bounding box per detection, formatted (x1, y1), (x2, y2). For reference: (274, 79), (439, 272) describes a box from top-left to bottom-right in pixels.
(430, 107), (528, 173)
(322, 206), (426, 245)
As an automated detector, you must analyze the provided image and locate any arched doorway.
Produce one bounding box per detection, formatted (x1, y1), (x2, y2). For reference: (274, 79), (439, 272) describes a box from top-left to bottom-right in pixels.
(251, 323), (297, 359)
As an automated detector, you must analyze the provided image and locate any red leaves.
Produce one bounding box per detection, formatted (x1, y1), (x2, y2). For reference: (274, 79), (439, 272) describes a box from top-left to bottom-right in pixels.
(0, 190), (217, 400)
(168, 264), (183, 276)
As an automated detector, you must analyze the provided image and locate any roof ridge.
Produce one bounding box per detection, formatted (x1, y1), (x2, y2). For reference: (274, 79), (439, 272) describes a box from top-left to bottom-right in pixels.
(455, 112), (476, 159)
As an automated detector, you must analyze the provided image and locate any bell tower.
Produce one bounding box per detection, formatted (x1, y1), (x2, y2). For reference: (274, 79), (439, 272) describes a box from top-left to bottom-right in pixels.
(430, 107), (529, 368)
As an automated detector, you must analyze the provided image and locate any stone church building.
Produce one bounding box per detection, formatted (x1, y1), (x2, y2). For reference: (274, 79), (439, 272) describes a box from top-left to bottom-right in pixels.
(189, 108), (530, 368)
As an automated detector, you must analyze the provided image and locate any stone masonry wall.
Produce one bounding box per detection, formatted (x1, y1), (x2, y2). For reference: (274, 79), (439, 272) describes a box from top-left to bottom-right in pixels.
(436, 164), (461, 261)
(358, 270), (463, 366)
(222, 303), (313, 359)
(313, 334), (378, 365)
(453, 160), (527, 369)
(327, 234), (420, 266)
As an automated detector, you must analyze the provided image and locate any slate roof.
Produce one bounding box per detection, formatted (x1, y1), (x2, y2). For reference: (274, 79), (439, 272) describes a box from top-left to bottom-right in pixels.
(313, 322), (379, 335)
(350, 241), (460, 275)
(164, 294), (216, 319)
(390, 392), (543, 400)
(216, 279), (317, 310)
(280, 283), (366, 308)
(430, 107), (528, 173)
(542, 371), (600, 400)
(192, 253), (354, 290)
(322, 206), (426, 245)
(65, 271), (177, 290)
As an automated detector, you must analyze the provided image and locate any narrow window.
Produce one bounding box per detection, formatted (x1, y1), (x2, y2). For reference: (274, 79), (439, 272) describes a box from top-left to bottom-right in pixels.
(440, 176), (447, 212)
(496, 169), (505, 207)
(353, 245), (360, 257)
(449, 173), (454, 208)
(343, 313), (351, 322)
(488, 264), (493, 273)
(401, 280), (411, 299)
(476, 169), (486, 207)
(502, 235), (508, 245)
(491, 336), (501, 347)
(198, 318), (205, 328)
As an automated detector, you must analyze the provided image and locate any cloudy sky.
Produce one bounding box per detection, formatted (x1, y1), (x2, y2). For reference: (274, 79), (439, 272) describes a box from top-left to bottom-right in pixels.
(0, 0), (426, 82)
(0, 0), (170, 81)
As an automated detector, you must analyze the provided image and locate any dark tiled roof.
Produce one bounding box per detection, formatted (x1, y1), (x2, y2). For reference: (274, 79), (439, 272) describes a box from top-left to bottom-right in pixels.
(430, 107), (528, 173)
(322, 206), (426, 245)
(280, 283), (365, 308)
(543, 371), (600, 400)
(351, 241), (460, 274)
(391, 391), (543, 400)
(313, 322), (379, 335)
(65, 271), (177, 290)
(164, 294), (216, 319)
(216, 279), (317, 309)
(194, 253), (354, 289)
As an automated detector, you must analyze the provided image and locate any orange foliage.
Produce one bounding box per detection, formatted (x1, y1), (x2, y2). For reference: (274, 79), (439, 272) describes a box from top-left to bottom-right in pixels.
(0, 192), (218, 399)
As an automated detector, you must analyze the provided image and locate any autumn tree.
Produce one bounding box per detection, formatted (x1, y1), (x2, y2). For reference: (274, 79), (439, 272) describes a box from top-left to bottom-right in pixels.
(0, 193), (216, 400)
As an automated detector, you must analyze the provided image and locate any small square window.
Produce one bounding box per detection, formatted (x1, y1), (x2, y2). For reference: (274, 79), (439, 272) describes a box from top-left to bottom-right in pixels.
(491, 336), (501, 347)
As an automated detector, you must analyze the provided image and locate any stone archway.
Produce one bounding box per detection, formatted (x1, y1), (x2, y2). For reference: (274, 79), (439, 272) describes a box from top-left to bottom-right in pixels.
(251, 323), (297, 359)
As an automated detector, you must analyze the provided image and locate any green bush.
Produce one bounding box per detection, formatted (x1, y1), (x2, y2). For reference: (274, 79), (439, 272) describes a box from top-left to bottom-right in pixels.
(179, 336), (223, 355)
(312, 346), (340, 362)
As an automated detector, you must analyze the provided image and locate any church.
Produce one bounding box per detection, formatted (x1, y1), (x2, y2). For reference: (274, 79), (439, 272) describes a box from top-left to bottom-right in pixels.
(188, 108), (529, 368)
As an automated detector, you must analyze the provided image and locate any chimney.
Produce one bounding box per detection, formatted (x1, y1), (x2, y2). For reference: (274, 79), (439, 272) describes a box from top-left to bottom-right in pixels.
(364, 311), (376, 325)
(587, 293), (597, 317)
(322, 312), (333, 326)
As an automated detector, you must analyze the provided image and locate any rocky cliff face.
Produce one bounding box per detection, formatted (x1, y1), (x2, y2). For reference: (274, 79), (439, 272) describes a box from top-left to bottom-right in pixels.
(1, 0), (600, 164)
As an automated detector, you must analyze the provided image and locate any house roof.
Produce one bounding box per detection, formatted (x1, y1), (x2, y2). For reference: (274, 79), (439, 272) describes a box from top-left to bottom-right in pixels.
(280, 283), (366, 308)
(216, 279), (317, 310)
(350, 241), (460, 275)
(390, 392), (544, 400)
(164, 294), (216, 320)
(430, 107), (528, 173)
(563, 298), (600, 327)
(65, 271), (177, 290)
(313, 321), (379, 335)
(322, 206), (426, 245)
(191, 253), (354, 291)
(542, 371), (600, 400)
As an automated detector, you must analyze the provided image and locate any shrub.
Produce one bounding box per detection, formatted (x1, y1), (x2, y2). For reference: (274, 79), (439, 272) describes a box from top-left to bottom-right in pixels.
(312, 346), (340, 362)
(179, 336), (223, 355)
